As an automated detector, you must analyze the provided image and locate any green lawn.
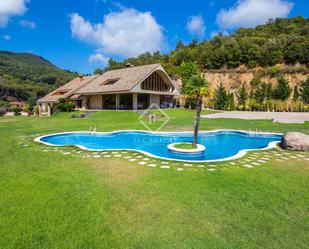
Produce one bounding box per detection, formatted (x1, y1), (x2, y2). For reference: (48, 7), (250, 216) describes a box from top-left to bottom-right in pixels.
(0, 109), (308, 249)
(173, 143), (196, 150)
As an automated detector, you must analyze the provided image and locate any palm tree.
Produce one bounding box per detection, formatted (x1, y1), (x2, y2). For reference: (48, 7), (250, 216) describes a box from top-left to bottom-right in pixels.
(183, 74), (209, 148)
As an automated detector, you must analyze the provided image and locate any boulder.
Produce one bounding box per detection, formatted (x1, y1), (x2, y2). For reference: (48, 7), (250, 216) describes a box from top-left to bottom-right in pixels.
(280, 132), (309, 151)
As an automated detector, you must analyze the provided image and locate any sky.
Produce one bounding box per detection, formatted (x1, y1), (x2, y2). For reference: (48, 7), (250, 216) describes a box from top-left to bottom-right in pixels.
(0, 0), (308, 74)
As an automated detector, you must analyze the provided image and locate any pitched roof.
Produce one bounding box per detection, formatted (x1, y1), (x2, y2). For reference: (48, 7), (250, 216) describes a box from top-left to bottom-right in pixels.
(37, 75), (98, 103)
(76, 64), (162, 94)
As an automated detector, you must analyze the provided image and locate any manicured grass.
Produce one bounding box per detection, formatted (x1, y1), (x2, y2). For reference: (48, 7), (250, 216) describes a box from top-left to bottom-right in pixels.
(173, 143), (195, 149)
(0, 109), (308, 248)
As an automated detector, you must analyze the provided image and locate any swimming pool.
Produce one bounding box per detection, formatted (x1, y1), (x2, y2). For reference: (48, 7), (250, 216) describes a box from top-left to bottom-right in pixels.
(35, 130), (282, 162)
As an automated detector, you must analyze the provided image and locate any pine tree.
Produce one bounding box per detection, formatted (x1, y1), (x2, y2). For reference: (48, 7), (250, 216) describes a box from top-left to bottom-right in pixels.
(273, 77), (291, 100)
(255, 82), (268, 104)
(266, 83), (272, 100)
(236, 83), (248, 110)
(293, 85), (300, 101)
(300, 77), (309, 104)
(214, 82), (228, 110)
(229, 92), (235, 111)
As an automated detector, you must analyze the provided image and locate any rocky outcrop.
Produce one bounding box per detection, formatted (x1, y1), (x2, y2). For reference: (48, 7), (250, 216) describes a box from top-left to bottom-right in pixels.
(280, 132), (309, 151)
(203, 64), (308, 98)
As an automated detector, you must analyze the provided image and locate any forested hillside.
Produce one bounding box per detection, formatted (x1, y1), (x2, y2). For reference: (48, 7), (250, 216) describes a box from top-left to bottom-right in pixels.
(100, 17), (309, 78)
(0, 51), (76, 105)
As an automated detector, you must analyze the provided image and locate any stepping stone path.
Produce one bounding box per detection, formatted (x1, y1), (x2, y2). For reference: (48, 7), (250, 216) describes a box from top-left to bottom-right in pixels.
(243, 164), (253, 168)
(160, 165), (170, 169)
(30, 135), (309, 172)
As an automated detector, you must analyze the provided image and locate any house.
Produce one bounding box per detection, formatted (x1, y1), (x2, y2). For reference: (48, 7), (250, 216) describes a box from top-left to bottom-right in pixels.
(37, 64), (180, 116)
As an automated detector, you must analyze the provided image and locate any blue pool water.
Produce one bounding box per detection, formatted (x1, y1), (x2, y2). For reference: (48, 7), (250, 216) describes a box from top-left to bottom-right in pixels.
(38, 130), (282, 162)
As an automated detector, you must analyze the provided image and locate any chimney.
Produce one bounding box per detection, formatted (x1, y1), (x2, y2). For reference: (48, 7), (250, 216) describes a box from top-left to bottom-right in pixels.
(126, 63), (135, 68)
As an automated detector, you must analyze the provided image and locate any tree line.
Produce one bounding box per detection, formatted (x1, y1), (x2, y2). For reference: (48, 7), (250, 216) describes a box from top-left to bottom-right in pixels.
(209, 77), (309, 111)
(98, 17), (309, 78)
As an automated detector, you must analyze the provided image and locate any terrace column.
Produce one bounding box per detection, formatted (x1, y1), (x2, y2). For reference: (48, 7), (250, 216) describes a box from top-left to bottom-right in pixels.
(133, 93), (138, 110)
(116, 94), (120, 110)
(38, 104), (43, 116)
(47, 104), (52, 116)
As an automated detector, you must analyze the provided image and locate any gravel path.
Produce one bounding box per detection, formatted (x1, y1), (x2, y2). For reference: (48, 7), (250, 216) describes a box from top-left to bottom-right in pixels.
(202, 111), (309, 123)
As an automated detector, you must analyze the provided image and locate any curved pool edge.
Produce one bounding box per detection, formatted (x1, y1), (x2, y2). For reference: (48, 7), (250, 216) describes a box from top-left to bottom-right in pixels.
(34, 129), (282, 163)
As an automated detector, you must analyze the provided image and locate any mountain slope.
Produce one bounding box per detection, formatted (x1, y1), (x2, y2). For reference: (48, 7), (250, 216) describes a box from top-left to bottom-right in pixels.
(102, 16), (309, 77)
(0, 51), (76, 103)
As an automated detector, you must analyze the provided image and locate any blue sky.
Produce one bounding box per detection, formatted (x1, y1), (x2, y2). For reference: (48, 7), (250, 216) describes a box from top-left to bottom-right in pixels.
(0, 0), (308, 74)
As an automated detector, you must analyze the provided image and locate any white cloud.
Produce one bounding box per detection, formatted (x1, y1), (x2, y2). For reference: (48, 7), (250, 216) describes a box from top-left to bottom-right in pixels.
(216, 0), (293, 29)
(2, 34), (11, 40)
(187, 15), (205, 36)
(88, 53), (109, 65)
(0, 0), (28, 28)
(19, 20), (36, 28)
(70, 8), (164, 58)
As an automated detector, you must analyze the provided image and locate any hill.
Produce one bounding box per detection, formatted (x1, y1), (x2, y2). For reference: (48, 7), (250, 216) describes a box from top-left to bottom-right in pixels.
(100, 16), (309, 80)
(0, 51), (76, 105)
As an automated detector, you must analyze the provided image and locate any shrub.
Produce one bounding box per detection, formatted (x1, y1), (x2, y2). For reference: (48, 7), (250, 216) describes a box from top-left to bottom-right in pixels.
(248, 99), (259, 111)
(12, 107), (21, 116)
(34, 106), (39, 116)
(24, 104), (34, 116)
(0, 107), (7, 116)
(57, 98), (75, 112)
(79, 113), (86, 118)
(70, 113), (77, 118)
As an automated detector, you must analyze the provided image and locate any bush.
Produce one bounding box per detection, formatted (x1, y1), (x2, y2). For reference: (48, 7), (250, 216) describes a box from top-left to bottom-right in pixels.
(248, 99), (259, 111)
(12, 107), (21, 116)
(70, 113), (77, 118)
(24, 104), (34, 116)
(57, 98), (75, 112)
(0, 107), (7, 116)
(34, 106), (39, 116)
(79, 113), (86, 118)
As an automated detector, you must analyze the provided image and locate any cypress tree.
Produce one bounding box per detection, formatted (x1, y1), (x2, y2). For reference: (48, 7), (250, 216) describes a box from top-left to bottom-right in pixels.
(236, 83), (248, 110)
(266, 83), (273, 100)
(273, 77), (291, 100)
(214, 82), (228, 110)
(229, 92), (235, 111)
(300, 77), (309, 104)
(293, 85), (300, 101)
(255, 82), (268, 104)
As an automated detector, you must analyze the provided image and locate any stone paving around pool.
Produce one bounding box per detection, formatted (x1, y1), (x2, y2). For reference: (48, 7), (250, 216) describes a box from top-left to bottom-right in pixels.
(21, 134), (309, 173)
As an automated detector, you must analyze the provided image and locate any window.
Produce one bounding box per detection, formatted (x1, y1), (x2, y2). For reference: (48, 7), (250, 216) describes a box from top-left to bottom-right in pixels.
(141, 72), (173, 92)
(102, 78), (120, 85)
(51, 90), (69, 96)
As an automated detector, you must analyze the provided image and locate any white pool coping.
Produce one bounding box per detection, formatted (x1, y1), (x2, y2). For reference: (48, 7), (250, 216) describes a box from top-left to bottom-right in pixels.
(34, 129), (282, 163)
(167, 143), (206, 154)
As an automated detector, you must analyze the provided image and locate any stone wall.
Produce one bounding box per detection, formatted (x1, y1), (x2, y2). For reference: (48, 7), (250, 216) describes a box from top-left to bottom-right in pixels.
(88, 95), (102, 109)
